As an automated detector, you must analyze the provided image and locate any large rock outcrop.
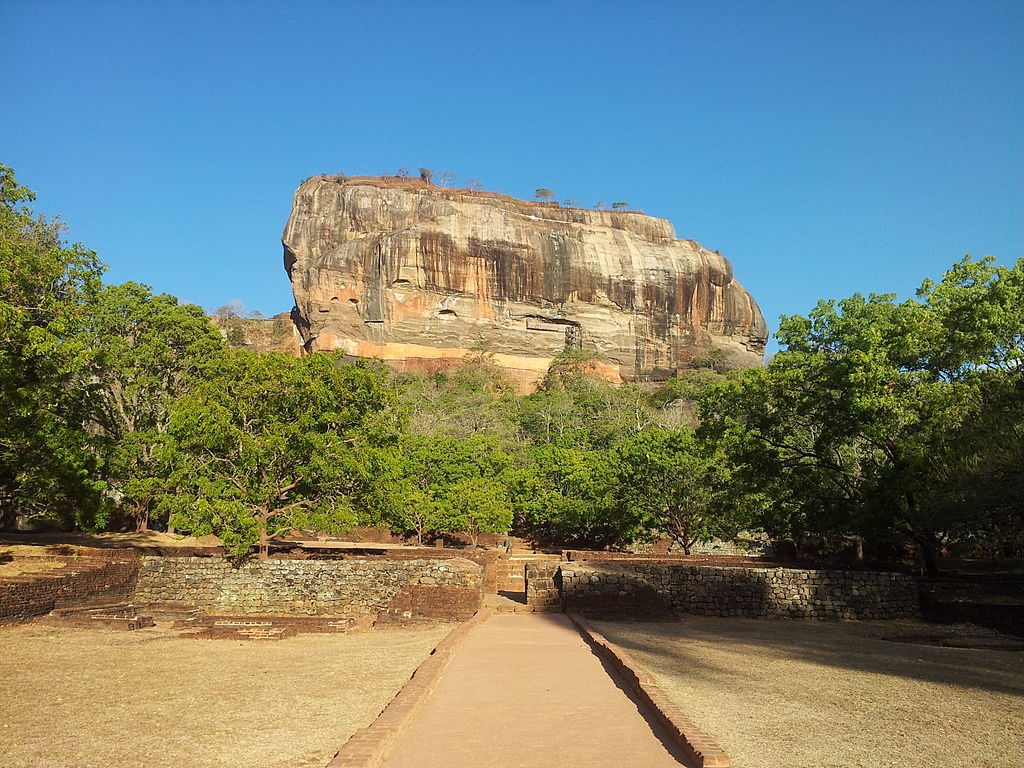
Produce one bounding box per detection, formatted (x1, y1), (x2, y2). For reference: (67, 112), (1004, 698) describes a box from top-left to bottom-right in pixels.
(283, 176), (767, 387)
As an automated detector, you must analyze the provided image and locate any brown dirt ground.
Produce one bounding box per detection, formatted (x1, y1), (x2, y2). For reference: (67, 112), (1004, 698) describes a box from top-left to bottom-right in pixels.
(0, 530), (222, 550)
(0, 621), (452, 768)
(0, 551), (67, 576)
(593, 617), (1024, 768)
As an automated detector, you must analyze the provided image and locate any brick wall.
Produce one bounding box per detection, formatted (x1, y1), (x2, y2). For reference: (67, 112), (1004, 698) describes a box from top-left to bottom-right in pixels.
(494, 558), (525, 593)
(0, 557), (141, 623)
(131, 556), (483, 620)
(559, 562), (919, 620)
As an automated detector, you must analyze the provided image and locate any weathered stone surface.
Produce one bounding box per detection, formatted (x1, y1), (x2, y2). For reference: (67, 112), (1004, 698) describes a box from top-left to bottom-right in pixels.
(283, 177), (768, 387)
(131, 556), (483, 619)
(211, 312), (303, 355)
(559, 563), (920, 620)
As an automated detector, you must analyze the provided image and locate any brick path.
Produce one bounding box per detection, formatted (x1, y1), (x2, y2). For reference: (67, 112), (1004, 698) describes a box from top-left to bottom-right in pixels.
(382, 612), (692, 767)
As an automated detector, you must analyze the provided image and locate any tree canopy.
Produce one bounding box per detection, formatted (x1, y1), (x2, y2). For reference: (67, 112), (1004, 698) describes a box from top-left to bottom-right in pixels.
(2, 163), (1020, 568)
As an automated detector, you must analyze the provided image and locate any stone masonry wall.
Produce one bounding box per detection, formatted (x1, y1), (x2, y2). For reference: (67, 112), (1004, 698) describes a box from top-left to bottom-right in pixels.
(560, 562), (918, 620)
(132, 556), (483, 620)
(525, 561), (563, 612)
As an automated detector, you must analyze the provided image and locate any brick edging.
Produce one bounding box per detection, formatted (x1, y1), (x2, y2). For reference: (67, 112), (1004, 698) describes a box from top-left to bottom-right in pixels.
(327, 607), (494, 768)
(567, 613), (731, 768)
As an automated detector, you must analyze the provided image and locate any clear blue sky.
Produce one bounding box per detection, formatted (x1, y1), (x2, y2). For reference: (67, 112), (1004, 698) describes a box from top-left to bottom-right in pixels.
(3, 1), (1021, 353)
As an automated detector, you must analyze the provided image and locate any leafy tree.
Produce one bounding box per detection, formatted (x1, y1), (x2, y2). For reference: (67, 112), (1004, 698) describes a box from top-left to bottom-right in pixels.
(419, 168), (433, 184)
(398, 357), (518, 440)
(369, 435), (510, 544)
(611, 201), (629, 210)
(534, 188), (555, 201)
(166, 352), (397, 556)
(615, 428), (742, 553)
(0, 164), (106, 529)
(507, 445), (637, 548)
(700, 256), (1024, 573)
(78, 282), (226, 530)
(446, 477), (512, 547)
(516, 350), (657, 450)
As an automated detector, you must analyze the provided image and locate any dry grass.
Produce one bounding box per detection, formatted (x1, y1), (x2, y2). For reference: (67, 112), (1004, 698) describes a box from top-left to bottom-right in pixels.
(594, 617), (1024, 768)
(0, 530), (222, 550)
(0, 552), (66, 577)
(0, 621), (452, 768)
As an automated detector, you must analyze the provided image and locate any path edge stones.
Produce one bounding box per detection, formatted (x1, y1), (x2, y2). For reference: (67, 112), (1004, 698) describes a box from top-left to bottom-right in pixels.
(567, 612), (732, 768)
(327, 606), (494, 768)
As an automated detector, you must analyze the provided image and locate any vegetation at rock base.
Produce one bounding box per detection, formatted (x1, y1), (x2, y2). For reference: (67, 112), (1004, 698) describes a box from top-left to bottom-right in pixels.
(2, 163), (1021, 566)
(163, 351), (399, 556)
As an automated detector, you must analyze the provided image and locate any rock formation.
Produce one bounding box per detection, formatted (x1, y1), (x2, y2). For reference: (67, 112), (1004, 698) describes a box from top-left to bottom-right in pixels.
(211, 312), (303, 356)
(283, 176), (767, 388)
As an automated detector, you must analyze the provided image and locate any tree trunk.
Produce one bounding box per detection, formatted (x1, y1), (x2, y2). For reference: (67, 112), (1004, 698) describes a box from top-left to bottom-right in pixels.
(0, 495), (16, 532)
(257, 508), (270, 559)
(916, 534), (939, 579)
(678, 517), (692, 555)
(135, 506), (149, 532)
(906, 492), (939, 578)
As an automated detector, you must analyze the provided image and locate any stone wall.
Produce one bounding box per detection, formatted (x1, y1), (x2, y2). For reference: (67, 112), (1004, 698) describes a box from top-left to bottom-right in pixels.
(560, 562), (918, 620)
(525, 561), (563, 612)
(286, 547), (502, 594)
(131, 556), (483, 620)
(0, 556), (141, 623)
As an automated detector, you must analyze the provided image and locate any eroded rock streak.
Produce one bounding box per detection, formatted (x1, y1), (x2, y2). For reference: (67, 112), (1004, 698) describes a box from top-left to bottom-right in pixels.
(284, 177), (767, 386)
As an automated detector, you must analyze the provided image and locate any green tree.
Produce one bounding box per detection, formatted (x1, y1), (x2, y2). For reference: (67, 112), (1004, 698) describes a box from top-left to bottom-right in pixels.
(166, 352), (397, 556)
(79, 282), (226, 530)
(446, 476), (512, 547)
(397, 356), (518, 440)
(700, 256), (1024, 573)
(534, 188), (555, 201)
(419, 168), (433, 184)
(517, 350), (657, 449)
(507, 445), (639, 548)
(0, 164), (106, 529)
(615, 427), (742, 553)
(369, 435), (511, 545)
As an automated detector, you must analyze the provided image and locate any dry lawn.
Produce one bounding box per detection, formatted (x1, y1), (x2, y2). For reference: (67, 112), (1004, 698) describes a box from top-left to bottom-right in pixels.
(0, 553), (66, 577)
(594, 617), (1024, 768)
(0, 621), (452, 768)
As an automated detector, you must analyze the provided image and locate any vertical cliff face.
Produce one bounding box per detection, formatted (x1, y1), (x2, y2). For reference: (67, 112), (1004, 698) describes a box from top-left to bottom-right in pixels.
(283, 176), (767, 387)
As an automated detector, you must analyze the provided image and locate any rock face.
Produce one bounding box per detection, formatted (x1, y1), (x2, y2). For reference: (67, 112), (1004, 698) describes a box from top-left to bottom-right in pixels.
(211, 312), (304, 356)
(283, 176), (767, 387)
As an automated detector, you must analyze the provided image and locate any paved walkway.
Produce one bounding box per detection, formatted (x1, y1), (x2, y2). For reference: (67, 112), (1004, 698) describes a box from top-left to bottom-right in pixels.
(383, 612), (691, 768)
